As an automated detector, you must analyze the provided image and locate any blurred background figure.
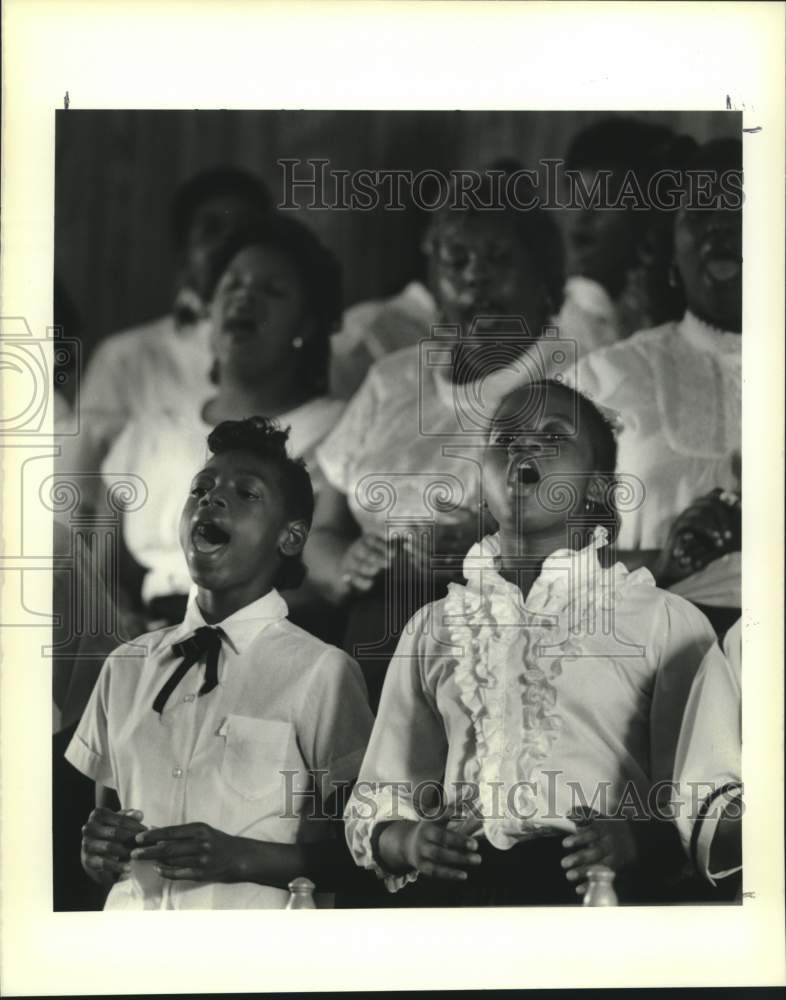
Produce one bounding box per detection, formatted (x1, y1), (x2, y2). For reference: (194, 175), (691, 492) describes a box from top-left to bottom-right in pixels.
(67, 167), (272, 478)
(101, 216), (344, 635)
(311, 176), (565, 708)
(558, 116), (694, 348)
(570, 138), (742, 634)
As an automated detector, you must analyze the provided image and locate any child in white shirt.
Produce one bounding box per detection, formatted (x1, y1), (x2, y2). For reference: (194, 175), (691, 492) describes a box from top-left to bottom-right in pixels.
(345, 379), (717, 905)
(67, 416), (374, 909)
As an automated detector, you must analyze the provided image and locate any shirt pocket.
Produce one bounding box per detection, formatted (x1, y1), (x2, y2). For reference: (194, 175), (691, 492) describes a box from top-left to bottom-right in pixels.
(219, 715), (296, 801)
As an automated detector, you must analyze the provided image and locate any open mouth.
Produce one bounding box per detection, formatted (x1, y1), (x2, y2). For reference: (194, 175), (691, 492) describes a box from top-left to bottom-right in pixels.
(508, 456), (542, 490)
(703, 255), (741, 283)
(223, 313), (257, 337)
(191, 521), (231, 555)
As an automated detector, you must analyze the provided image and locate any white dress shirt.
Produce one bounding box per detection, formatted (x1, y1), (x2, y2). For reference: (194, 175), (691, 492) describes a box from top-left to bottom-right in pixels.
(66, 589), (374, 909)
(103, 396), (344, 604)
(568, 311), (741, 550)
(673, 618), (742, 884)
(345, 530), (717, 891)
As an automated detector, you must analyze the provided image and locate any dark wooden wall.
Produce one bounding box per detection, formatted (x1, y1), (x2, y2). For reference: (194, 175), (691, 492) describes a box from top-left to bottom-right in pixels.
(55, 110), (739, 361)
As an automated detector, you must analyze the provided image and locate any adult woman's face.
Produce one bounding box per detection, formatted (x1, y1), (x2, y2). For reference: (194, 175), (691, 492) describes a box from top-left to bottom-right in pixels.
(432, 213), (550, 337)
(566, 168), (641, 298)
(210, 245), (313, 383)
(183, 194), (267, 302)
(673, 204), (742, 333)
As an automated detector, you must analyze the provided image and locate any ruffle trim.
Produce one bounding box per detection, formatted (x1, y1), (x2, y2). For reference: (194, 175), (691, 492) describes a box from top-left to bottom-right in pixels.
(446, 527), (644, 848)
(344, 784), (421, 893)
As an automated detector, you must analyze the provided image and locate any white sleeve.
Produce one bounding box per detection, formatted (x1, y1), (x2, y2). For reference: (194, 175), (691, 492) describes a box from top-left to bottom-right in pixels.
(649, 593), (718, 786)
(344, 605), (449, 892)
(64, 651), (121, 789)
(298, 649), (375, 798)
(673, 620), (742, 883)
(566, 339), (652, 434)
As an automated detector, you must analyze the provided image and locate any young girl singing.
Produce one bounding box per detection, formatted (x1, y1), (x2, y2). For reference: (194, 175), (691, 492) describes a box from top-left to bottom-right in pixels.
(344, 379), (717, 905)
(66, 417), (374, 909)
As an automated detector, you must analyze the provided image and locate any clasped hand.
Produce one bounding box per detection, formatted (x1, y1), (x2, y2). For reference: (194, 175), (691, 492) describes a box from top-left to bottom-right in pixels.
(81, 806), (147, 884)
(132, 822), (241, 882)
(340, 511), (480, 596)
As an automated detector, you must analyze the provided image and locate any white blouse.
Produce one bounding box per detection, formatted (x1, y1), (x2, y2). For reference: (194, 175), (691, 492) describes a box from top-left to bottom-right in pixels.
(568, 312), (741, 550)
(345, 529), (717, 891)
(104, 396), (344, 604)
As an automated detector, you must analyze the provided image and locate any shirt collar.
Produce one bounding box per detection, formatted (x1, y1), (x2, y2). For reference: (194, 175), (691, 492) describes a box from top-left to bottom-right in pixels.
(459, 524), (629, 618)
(679, 311), (741, 355)
(174, 588), (289, 654)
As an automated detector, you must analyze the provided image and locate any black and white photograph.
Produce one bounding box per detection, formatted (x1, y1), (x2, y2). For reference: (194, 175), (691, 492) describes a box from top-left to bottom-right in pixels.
(51, 107), (744, 915)
(1, 1), (783, 994)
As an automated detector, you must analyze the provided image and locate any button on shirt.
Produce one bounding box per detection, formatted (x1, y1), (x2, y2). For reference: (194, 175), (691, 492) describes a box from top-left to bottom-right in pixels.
(66, 590), (374, 910)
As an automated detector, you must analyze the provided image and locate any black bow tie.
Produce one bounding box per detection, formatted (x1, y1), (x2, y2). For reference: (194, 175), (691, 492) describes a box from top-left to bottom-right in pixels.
(153, 626), (224, 714)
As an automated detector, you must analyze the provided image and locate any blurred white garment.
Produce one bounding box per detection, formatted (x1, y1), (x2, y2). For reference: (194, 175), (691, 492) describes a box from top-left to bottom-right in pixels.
(318, 337), (572, 538)
(569, 312), (741, 550)
(668, 552), (741, 609)
(673, 618), (741, 884)
(330, 277), (618, 401)
(61, 313), (214, 483)
(329, 281), (437, 399)
(555, 276), (621, 356)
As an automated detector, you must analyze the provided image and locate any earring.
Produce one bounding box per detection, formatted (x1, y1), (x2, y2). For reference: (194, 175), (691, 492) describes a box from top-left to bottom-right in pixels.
(292, 336), (304, 350)
(667, 262), (680, 289)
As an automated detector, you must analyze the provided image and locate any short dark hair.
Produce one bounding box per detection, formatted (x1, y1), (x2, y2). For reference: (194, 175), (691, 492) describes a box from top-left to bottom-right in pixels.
(209, 214), (343, 395)
(171, 167), (272, 248)
(206, 416), (314, 591)
(426, 167), (566, 317)
(565, 116), (676, 176)
(492, 378), (621, 545)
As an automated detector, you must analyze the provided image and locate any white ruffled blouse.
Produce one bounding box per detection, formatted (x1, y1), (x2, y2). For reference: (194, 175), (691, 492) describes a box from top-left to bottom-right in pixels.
(344, 529), (717, 891)
(569, 311), (741, 550)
